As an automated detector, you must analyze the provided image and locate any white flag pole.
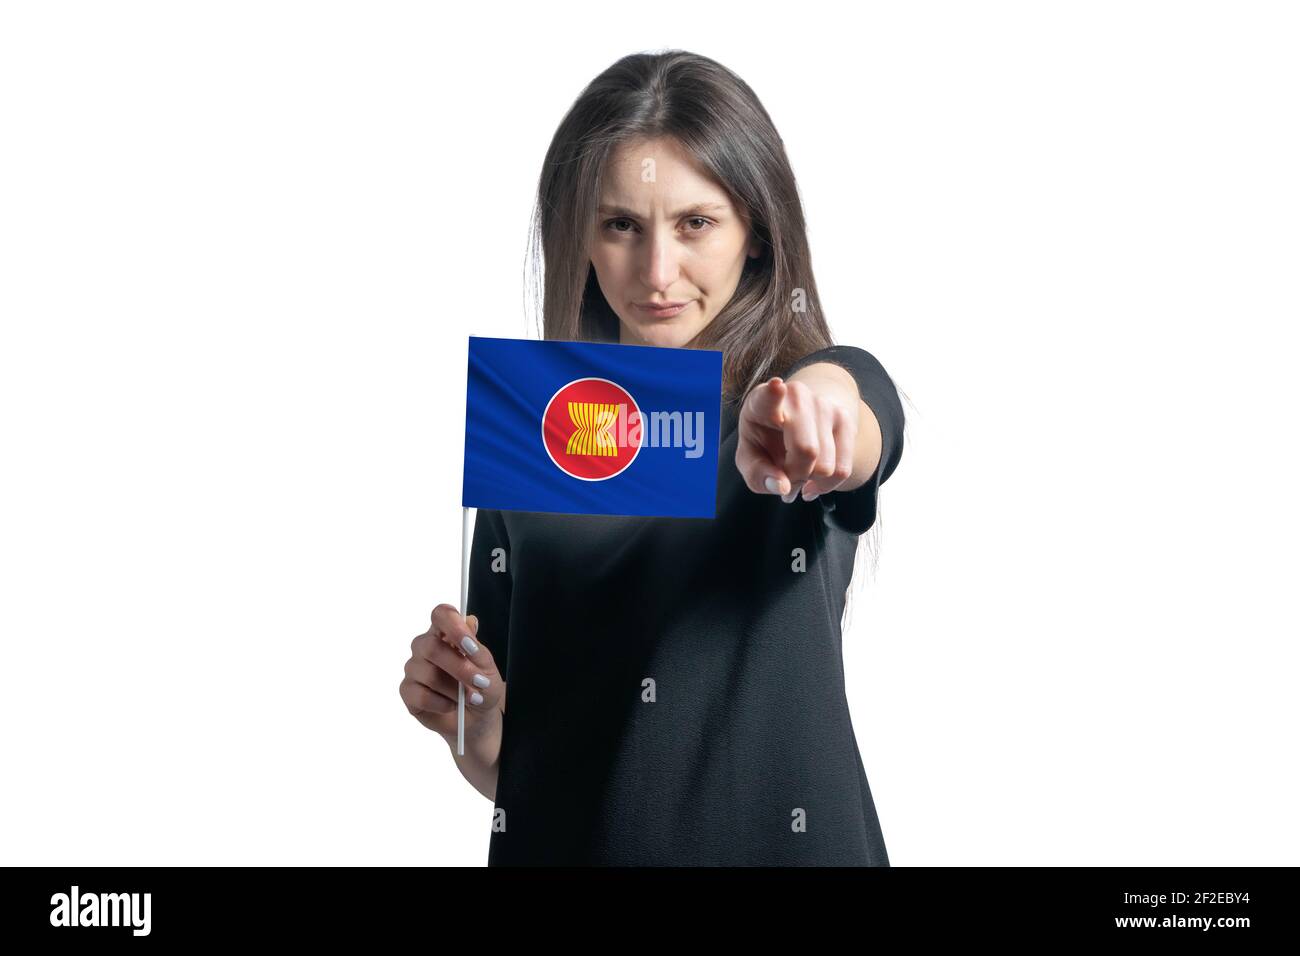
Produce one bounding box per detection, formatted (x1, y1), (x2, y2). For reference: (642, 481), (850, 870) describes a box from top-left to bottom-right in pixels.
(458, 505), (472, 755)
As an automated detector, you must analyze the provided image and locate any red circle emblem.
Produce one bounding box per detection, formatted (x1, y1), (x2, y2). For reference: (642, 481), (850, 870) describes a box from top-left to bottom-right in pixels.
(542, 378), (642, 481)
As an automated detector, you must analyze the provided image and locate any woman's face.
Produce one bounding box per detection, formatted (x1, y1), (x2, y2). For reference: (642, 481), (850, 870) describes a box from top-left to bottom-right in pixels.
(590, 136), (760, 349)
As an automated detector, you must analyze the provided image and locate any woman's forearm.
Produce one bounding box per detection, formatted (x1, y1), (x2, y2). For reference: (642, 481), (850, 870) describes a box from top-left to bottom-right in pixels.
(786, 361), (882, 492)
(441, 716), (503, 802)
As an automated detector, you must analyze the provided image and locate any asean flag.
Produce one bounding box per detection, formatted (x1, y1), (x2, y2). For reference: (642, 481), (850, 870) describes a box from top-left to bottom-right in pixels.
(460, 336), (724, 518)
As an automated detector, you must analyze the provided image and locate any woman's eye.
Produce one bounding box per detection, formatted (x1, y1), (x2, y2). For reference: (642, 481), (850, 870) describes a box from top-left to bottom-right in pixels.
(602, 217), (713, 235)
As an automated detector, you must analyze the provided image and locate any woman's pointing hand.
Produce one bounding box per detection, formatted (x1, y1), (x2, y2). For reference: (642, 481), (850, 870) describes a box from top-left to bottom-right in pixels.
(735, 374), (859, 503)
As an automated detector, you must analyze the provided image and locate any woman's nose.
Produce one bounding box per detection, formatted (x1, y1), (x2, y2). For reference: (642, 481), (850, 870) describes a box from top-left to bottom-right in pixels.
(640, 233), (681, 291)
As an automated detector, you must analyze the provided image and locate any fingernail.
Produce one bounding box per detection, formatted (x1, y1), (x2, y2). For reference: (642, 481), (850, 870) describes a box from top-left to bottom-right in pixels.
(764, 476), (781, 495)
(460, 635), (479, 654)
(470, 691), (484, 705)
(802, 485), (820, 501)
(472, 673), (490, 689)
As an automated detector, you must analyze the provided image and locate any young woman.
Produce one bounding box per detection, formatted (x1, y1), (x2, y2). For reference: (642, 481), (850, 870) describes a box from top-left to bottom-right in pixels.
(399, 50), (906, 865)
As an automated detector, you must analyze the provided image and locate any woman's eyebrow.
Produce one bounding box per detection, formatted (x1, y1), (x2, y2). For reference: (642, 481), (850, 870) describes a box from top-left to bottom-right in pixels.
(597, 202), (729, 218)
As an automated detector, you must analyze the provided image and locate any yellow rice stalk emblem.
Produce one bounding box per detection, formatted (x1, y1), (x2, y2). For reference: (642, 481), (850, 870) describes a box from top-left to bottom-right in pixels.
(565, 401), (618, 457)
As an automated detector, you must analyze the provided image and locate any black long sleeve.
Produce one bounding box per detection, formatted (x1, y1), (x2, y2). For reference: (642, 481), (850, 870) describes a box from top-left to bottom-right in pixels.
(465, 507), (513, 681)
(482, 348), (901, 864)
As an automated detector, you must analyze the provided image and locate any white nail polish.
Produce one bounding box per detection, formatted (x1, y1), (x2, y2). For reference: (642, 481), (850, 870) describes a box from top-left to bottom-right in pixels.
(764, 476), (781, 494)
(460, 635), (479, 654)
(473, 673), (490, 689)
(470, 691), (484, 705)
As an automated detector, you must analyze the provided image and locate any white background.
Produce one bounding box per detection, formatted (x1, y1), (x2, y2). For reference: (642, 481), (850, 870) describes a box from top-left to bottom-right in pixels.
(2, 1), (1296, 866)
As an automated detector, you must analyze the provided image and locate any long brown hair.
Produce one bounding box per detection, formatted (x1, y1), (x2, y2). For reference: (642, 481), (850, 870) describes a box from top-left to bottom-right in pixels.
(525, 50), (835, 406)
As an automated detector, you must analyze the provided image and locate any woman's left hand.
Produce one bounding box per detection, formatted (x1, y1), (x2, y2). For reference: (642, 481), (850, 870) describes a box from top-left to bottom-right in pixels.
(735, 374), (859, 503)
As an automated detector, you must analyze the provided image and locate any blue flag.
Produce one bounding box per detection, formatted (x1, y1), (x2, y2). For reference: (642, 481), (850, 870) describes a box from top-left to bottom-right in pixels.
(461, 336), (724, 518)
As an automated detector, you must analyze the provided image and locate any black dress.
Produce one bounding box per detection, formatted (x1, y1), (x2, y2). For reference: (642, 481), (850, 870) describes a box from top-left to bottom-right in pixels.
(466, 345), (906, 865)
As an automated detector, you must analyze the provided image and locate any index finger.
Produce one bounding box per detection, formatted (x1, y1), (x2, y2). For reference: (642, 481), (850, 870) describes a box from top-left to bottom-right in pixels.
(429, 603), (479, 656)
(779, 390), (821, 487)
(739, 377), (788, 429)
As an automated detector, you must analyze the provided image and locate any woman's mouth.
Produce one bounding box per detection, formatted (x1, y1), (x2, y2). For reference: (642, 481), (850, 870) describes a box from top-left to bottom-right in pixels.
(634, 301), (690, 318)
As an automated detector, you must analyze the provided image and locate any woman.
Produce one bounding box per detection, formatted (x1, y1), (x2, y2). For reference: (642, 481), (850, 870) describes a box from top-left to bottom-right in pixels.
(399, 50), (906, 865)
